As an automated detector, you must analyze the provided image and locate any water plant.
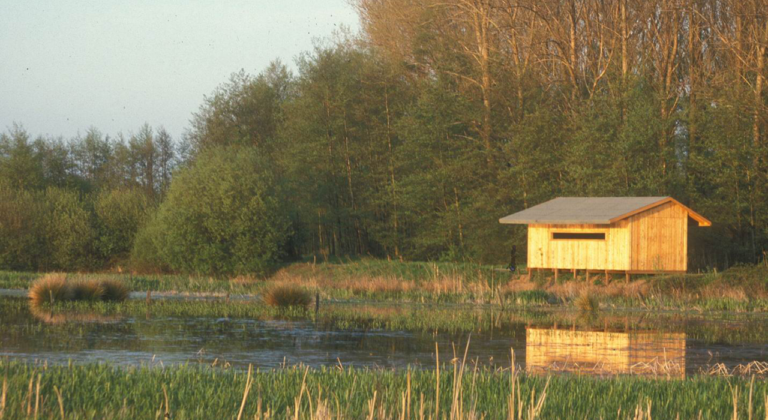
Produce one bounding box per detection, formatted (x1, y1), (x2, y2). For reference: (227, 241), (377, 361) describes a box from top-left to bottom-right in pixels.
(263, 284), (312, 308)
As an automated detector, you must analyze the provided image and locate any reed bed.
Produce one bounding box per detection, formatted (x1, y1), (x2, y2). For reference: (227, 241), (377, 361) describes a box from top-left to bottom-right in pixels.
(0, 359), (765, 419)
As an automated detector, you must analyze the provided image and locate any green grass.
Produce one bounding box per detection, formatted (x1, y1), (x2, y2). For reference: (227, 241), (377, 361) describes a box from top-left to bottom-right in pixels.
(1, 259), (767, 311)
(505, 290), (554, 306)
(0, 361), (765, 419)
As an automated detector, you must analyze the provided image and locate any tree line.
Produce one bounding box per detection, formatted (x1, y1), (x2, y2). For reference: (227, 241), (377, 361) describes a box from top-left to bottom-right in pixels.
(1, 0), (766, 274)
(0, 125), (178, 271)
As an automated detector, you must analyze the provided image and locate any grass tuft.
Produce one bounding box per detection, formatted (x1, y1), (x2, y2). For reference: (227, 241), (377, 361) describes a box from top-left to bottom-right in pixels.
(263, 284), (312, 308)
(575, 291), (599, 313)
(100, 279), (130, 302)
(69, 280), (105, 302)
(28, 273), (70, 306)
(29, 275), (130, 306)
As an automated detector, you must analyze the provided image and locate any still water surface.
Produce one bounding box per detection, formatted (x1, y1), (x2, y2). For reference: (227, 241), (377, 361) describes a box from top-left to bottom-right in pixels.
(1, 297), (765, 376)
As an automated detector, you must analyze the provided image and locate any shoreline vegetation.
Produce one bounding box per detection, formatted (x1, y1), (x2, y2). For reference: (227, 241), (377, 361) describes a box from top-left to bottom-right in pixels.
(0, 360), (765, 419)
(1, 259), (767, 312)
(3, 260), (766, 419)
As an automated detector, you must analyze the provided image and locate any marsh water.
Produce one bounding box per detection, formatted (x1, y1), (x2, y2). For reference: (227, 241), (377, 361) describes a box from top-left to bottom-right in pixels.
(0, 296), (766, 376)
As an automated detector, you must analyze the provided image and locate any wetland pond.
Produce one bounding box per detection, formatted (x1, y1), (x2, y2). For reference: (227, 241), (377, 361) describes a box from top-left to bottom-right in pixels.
(0, 296), (766, 376)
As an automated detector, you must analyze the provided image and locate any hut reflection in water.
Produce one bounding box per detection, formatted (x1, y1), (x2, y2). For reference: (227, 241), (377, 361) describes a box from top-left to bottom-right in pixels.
(526, 327), (686, 377)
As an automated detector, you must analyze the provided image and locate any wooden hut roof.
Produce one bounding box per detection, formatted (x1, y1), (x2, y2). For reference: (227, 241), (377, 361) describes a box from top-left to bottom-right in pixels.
(499, 197), (711, 226)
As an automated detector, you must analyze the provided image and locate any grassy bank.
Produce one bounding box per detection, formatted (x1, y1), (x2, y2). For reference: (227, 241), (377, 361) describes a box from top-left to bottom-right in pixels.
(0, 361), (765, 419)
(1, 259), (767, 311)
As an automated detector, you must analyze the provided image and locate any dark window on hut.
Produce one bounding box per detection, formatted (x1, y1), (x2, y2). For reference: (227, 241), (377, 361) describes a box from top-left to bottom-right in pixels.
(552, 232), (606, 240)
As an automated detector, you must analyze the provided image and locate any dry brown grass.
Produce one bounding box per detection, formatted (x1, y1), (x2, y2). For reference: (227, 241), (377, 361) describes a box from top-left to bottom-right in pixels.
(267, 268), (499, 303)
(698, 284), (749, 301)
(69, 280), (105, 302)
(263, 283), (312, 308)
(574, 290), (599, 312)
(28, 274), (70, 306)
(500, 275), (683, 305)
(700, 361), (768, 377)
(100, 279), (130, 302)
(230, 275), (259, 286)
(29, 274), (130, 306)
(250, 263), (767, 309)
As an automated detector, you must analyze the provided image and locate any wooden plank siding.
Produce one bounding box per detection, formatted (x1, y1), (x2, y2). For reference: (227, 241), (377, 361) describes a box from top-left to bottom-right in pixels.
(628, 201), (688, 272)
(527, 222), (631, 270)
(527, 201), (689, 272)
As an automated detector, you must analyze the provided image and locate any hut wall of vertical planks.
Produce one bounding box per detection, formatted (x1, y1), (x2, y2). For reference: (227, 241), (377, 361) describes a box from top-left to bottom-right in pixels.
(500, 197), (711, 274)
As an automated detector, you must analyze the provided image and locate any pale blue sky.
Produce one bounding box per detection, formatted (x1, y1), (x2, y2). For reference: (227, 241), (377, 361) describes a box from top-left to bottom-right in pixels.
(0, 0), (359, 140)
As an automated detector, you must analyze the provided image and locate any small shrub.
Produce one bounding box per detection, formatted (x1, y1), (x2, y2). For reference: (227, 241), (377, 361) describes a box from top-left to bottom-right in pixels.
(29, 273), (70, 306)
(69, 280), (105, 302)
(100, 278), (130, 302)
(575, 291), (599, 313)
(263, 284), (312, 308)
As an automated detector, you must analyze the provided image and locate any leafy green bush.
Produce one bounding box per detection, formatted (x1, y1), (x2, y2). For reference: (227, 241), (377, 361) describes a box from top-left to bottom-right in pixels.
(0, 182), (43, 270)
(40, 187), (96, 271)
(132, 146), (291, 275)
(94, 188), (154, 265)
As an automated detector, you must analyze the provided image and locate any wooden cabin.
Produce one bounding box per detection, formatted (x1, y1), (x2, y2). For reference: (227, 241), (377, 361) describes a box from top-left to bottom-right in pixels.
(526, 327), (686, 377)
(500, 197), (711, 279)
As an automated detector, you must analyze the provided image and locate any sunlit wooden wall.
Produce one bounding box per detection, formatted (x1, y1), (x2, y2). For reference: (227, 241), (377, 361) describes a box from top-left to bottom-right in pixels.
(627, 202), (688, 271)
(527, 202), (688, 272)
